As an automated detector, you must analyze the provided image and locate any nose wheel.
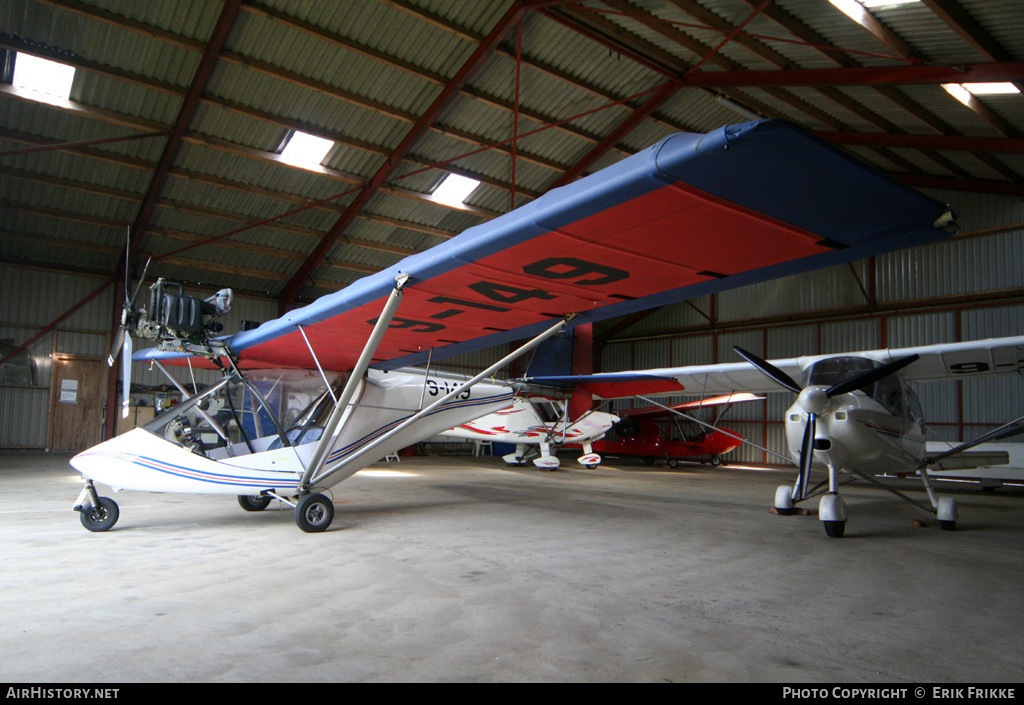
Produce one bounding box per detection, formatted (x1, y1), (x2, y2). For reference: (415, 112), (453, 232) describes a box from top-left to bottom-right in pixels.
(79, 496), (120, 532)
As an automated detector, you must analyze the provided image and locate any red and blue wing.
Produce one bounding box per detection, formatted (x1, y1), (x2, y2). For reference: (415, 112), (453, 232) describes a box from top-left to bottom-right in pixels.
(135, 119), (955, 372)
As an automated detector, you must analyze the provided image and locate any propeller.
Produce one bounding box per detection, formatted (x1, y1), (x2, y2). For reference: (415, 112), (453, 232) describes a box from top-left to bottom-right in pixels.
(107, 227), (151, 418)
(733, 346), (919, 497)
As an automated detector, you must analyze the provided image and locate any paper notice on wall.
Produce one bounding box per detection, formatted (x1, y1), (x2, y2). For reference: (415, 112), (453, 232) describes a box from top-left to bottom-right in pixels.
(60, 379), (78, 403)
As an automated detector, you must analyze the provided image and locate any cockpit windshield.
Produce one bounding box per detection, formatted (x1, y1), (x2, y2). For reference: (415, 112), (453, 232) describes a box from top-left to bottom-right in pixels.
(142, 369), (344, 458)
(804, 356), (904, 415)
(804, 356), (877, 387)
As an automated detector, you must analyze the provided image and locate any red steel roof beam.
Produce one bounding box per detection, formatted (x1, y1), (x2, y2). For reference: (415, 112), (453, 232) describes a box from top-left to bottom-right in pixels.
(548, 80), (679, 189)
(129, 0), (242, 242)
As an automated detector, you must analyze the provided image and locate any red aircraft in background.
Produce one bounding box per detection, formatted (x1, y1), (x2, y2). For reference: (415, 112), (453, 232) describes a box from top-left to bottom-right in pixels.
(591, 393), (762, 468)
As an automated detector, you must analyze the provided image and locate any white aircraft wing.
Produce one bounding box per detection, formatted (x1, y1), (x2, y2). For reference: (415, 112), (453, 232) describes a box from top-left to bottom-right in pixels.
(528, 336), (1024, 396)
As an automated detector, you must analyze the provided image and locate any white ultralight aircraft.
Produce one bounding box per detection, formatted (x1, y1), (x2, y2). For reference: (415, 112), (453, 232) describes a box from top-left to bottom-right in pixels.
(549, 336), (1024, 537)
(68, 119), (958, 532)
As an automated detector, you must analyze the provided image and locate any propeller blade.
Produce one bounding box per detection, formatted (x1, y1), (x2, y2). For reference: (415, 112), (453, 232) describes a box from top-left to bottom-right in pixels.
(732, 346), (802, 394)
(795, 412), (815, 501)
(825, 354), (919, 398)
(107, 326), (125, 368)
(126, 256), (152, 310)
(121, 334), (133, 419)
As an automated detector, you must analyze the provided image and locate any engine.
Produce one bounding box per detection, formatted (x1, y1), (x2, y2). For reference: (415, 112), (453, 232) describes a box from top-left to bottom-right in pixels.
(130, 278), (233, 352)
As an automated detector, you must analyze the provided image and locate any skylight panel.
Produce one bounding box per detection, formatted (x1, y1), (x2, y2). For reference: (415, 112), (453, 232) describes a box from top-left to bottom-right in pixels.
(12, 53), (75, 100)
(830, 0), (920, 21)
(942, 82), (1020, 107)
(960, 83), (1020, 96)
(280, 130), (334, 168)
(432, 173), (480, 208)
(942, 83), (974, 107)
(859, 0), (920, 8)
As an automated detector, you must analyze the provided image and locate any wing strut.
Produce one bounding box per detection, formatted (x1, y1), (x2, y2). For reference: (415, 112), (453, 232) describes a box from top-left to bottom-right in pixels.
(634, 394), (792, 464)
(152, 360), (231, 442)
(307, 315), (576, 491)
(299, 274), (412, 491)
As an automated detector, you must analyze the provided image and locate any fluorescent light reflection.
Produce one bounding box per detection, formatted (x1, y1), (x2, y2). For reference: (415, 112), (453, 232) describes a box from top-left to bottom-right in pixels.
(12, 53), (76, 100)
(360, 469), (418, 478)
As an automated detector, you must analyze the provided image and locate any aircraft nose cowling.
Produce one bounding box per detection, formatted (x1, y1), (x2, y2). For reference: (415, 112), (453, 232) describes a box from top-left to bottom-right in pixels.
(797, 386), (831, 416)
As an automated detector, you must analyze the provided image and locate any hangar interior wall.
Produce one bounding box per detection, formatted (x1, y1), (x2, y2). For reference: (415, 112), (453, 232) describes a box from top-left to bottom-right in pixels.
(0, 269), (277, 450)
(1, 190), (1021, 457)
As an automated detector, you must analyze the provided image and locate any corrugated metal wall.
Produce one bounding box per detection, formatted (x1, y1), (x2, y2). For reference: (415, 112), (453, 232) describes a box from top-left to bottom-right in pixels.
(600, 189), (1024, 466)
(0, 264), (278, 449)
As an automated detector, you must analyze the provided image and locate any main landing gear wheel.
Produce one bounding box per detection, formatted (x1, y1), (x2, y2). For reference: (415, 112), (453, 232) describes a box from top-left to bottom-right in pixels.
(774, 485), (795, 516)
(709, 455), (723, 466)
(238, 494), (272, 512)
(80, 496), (119, 532)
(295, 493), (334, 533)
(667, 458), (679, 468)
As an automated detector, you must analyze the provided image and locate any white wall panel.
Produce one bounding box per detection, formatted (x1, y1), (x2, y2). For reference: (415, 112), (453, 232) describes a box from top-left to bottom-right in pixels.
(886, 311), (956, 348)
(821, 318), (880, 355)
(718, 329), (763, 361)
(716, 262), (868, 322)
(671, 334), (714, 367)
(961, 304), (1024, 340)
(767, 324), (818, 359)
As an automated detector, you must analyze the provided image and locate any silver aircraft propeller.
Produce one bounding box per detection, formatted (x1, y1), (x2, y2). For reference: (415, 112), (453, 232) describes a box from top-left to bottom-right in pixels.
(107, 227), (151, 419)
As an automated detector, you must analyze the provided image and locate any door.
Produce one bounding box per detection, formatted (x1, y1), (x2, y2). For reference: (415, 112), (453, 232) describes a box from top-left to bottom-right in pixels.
(49, 354), (106, 452)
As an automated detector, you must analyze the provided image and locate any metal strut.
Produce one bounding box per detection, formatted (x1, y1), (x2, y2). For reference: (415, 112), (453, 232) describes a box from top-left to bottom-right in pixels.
(633, 394), (793, 465)
(298, 274), (411, 491)
(308, 316), (576, 490)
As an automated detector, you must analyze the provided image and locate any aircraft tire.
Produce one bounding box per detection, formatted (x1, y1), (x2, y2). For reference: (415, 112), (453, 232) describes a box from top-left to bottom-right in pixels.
(940, 520), (956, 531)
(667, 458), (679, 468)
(295, 493), (334, 533)
(823, 520), (846, 538)
(709, 455), (722, 466)
(80, 496), (119, 532)
(238, 494), (272, 512)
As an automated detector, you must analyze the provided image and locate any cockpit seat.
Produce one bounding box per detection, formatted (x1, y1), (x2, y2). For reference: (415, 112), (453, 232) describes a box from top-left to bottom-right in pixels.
(267, 426), (324, 451)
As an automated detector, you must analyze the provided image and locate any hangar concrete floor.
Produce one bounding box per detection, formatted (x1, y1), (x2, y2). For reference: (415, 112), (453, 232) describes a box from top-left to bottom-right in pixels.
(1, 451), (1022, 683)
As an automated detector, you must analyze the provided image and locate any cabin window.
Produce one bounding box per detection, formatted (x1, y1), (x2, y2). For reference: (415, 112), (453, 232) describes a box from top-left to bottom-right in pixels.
(141, 370), (341, 457)
(804, 356), (877, 387)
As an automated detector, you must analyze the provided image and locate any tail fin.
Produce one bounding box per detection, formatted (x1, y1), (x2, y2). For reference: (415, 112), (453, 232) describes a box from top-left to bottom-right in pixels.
(524, 328), (576, 382)
(524, 324), (594, 421)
